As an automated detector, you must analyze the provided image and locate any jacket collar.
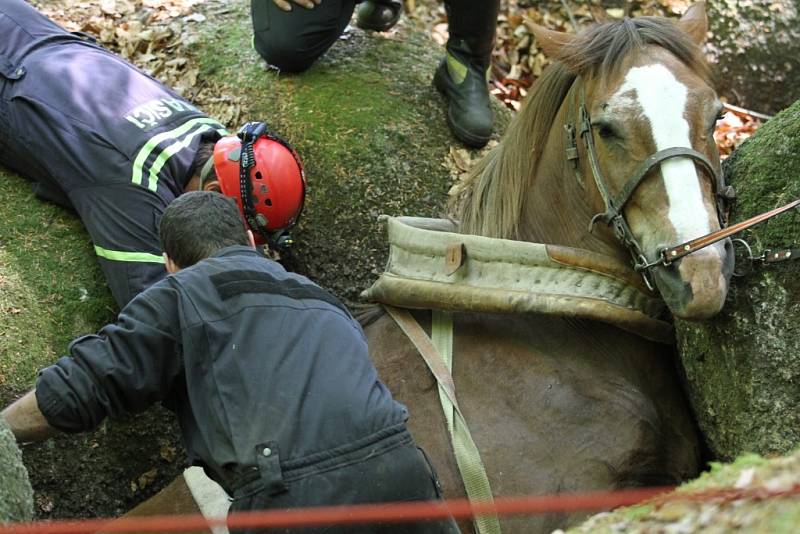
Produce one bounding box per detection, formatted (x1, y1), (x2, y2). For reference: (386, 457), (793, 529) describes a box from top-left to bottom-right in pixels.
(208, 245), (263, 259)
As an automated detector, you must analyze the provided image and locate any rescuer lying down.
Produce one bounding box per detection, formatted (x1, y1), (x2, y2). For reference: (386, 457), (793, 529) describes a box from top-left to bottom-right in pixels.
(1, 192), (458, 534)
(0, 0), (304, 310)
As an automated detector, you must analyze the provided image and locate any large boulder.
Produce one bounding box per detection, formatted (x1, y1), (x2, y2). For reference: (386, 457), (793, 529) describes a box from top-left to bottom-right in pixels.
(707, 0), (800, 115)
(675, 99), (800, 461)
(0, 418), (33, 522)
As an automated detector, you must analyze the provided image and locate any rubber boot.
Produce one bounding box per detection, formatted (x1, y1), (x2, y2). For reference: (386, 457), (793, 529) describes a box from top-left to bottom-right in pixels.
(355, 0), (402, 32)
(433, 38), (493, 148)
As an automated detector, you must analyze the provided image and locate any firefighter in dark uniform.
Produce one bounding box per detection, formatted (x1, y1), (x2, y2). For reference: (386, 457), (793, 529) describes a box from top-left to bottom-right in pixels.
(2, 191), (459, 534)
(0, 0), (304, 309)
(252, 0), (502, 148)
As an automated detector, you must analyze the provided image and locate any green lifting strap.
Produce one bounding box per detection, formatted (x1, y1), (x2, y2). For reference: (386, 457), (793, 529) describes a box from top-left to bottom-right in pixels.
(384, 306), (501, 534)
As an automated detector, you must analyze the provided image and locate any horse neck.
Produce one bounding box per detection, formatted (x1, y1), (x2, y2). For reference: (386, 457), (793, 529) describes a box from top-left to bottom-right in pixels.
(518, 80), (628, 263)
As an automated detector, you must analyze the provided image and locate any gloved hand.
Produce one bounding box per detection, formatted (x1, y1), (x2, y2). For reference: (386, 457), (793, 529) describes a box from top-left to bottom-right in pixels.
(271, 0), (322, 11)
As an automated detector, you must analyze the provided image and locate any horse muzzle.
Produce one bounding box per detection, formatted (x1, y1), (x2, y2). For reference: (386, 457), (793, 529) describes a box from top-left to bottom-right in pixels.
(650, 238), (734, 320)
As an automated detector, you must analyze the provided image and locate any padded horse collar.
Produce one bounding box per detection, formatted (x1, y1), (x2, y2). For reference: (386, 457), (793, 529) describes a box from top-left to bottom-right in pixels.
(564, 78), (736, 289)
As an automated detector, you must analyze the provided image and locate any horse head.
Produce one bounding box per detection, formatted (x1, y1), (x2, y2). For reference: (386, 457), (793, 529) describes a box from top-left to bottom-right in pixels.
(457, 3), (733, 321)
(538, 3), (734, 320)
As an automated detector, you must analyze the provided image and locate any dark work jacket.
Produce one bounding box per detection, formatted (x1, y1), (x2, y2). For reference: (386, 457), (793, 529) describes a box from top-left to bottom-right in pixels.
(36, 247), (408, 490)
(0, 0), (226, 307)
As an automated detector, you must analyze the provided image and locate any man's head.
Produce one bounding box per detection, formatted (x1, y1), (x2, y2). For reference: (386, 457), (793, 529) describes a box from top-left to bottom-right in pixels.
(187, 122), (306, 247)
(160, 191), (255, 272)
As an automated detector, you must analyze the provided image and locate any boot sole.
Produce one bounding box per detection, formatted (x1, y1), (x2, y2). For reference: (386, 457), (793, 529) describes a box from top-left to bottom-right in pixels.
(355, 4), (402, 32)
(433, 67), (491, 149)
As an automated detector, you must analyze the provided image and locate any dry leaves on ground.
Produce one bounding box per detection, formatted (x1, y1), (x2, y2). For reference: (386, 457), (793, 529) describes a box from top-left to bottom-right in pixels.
(38, 0), (763, 155)
(408, 0), (764, 155)
(715, 106), (765, 158)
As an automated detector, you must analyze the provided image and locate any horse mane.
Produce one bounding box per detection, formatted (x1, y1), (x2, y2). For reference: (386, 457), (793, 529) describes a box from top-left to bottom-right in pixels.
(452, 16), (713, 240)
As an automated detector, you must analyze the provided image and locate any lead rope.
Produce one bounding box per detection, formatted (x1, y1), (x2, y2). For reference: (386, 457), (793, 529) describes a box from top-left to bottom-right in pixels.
(384, 306), (502, 534)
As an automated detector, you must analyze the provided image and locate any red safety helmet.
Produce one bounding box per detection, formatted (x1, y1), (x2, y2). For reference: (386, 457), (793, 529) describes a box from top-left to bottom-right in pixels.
(203, 122), (306, 246)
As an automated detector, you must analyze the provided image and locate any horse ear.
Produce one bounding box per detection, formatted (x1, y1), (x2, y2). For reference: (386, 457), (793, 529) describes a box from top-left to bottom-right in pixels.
(531, 24), (575, 61)
(677, 2), (709, 45)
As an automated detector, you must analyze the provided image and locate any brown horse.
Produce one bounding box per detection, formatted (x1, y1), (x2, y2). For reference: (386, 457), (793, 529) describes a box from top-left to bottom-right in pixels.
(364, 3), (730, 533)
(117, 4), (729, 534)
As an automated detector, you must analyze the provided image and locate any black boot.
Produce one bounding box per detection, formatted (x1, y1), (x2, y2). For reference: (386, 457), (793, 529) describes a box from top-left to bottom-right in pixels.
(355, 0), (402, 32)
(433, 38), (493, 148)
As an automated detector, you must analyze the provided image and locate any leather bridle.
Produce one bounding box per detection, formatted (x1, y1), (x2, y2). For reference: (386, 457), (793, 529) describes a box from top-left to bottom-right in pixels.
(564, 81), (736, 289)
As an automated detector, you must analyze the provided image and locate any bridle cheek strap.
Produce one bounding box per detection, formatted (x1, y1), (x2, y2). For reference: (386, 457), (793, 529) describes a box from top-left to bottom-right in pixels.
(567, 81), (794, 286)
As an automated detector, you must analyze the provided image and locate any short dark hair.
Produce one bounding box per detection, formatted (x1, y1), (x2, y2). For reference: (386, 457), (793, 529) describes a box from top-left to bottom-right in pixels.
(160, 191), (249, 268)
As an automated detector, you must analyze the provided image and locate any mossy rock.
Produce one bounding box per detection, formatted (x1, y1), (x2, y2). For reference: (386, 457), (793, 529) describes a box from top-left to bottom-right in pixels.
(0, 418), (33, 522)
(707, 0), (800, 115)
(674, 99), (800, 461)
(192, 0), (510, 301)
(567, 449), (800, 533)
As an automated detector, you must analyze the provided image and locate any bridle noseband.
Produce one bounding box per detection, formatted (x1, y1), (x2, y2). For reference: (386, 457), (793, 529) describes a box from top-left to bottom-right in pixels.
(565, 81), (736, 290)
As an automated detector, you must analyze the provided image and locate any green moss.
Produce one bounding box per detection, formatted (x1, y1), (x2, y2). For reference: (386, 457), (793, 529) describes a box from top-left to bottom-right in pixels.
(0, 171), (115, 390)
(621, 503), (653, 520)
(708, 0), (800, 114)
(725, 101), (800, 249)
(569, 449), (800, 533)
(189, 2), (510, 300)
(675, 99), (800, 461)
(684, 453), (769, 490)
(281, 32), (465, 299)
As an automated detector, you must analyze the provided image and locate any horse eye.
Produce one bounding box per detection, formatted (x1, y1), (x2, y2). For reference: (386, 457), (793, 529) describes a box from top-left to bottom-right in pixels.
(597, 123), (617, 139)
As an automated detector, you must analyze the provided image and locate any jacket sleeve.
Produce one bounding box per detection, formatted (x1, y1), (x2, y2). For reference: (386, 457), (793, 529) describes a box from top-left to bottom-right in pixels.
(35, 283), (183, 433)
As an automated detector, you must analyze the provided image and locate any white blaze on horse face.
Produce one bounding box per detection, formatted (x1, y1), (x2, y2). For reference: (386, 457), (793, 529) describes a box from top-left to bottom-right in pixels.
(613, 63), (711, 242)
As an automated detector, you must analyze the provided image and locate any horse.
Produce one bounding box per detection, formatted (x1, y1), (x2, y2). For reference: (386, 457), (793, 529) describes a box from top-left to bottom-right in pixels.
(362, 3), (731, 533)
(115, 4), (731, 533)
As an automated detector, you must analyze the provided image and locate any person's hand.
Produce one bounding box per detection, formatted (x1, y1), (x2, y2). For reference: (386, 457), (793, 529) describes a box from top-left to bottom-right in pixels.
(272, 0), (322, 11)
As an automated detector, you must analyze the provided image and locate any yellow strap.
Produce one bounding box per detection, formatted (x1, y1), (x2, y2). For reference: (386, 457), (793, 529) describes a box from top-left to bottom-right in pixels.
(385, 306), (501, 534)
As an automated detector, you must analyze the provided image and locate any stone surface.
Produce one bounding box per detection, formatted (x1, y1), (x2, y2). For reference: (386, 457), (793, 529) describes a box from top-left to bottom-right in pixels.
(567, 449), (800, 534)
(0, 418), (34, 522)
(707, 0), (800, 115)
(675, 99), (800, 461)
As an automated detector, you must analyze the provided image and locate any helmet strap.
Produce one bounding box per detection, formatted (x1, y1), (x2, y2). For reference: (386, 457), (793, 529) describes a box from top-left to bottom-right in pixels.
(233, 121), (306, 248)
(237, 122), (273, 243)
(198, 154), (216, 192)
